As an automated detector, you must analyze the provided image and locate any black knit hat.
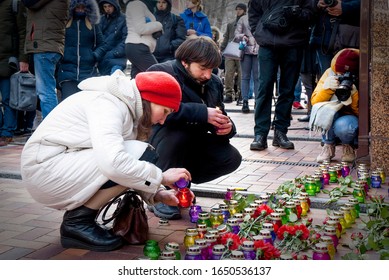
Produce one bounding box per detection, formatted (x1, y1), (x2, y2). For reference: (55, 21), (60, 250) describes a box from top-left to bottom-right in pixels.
(236, 3), (247, 12)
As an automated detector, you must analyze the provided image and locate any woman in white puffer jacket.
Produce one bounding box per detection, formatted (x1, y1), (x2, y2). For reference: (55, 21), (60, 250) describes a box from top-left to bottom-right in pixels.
(21, 70), (192, 252)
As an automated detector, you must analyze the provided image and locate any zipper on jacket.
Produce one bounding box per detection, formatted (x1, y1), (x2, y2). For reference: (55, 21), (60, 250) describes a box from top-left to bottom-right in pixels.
(77, 20), (80, 80)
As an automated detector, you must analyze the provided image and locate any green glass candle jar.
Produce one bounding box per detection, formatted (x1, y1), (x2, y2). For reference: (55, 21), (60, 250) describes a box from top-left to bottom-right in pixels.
(348, 197), (360, 218)
(353, 182), (365, 203)
(143, 239), (161, 260)
(197, 211), (212, 228)
(164, 241), (181, 260)
(275, 208), (288, 225)
(304, 177), (317, 196)
(314, 170), (324, 190)
(328, 166), (338, 183)
(285, 201), (298, 222)
(311, 174), (321, 193)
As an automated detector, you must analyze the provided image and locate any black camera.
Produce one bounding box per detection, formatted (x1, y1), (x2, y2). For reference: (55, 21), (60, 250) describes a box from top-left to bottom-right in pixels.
(335, 72), (357, 102)
(323, 0), (338, 8)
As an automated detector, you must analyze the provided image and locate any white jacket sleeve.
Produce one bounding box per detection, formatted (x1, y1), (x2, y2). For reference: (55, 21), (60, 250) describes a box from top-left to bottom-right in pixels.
(85, 96), (163, 196)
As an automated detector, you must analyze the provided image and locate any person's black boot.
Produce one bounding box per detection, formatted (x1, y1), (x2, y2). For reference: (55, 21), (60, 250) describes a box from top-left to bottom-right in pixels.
(242, 100), (250, 113)
(272, 130), (295, 149)
(60, 205), (123, 251)
(250, 134), (268, 151)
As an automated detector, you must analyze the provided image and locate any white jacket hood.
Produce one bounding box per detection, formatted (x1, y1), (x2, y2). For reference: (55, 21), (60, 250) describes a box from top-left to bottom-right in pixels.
(78, 70), (143, 119)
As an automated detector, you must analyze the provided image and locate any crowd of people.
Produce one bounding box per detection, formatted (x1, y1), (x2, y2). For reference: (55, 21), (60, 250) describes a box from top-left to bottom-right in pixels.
(0, 0), (361, 252)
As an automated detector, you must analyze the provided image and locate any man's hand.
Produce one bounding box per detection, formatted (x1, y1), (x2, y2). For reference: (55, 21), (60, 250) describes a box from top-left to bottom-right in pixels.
(327, 1), (342, 16)
(207, 107), (233, 135)
(19, 62), (29, 72)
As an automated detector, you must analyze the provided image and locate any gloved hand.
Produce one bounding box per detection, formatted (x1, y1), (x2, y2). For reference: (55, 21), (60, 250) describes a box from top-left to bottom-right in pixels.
(323, 75), (339, 90)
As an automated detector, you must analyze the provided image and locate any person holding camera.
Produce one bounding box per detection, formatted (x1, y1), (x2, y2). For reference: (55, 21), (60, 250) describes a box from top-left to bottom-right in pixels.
(310, 48), (359, 163)
(310, 0), (360, 76)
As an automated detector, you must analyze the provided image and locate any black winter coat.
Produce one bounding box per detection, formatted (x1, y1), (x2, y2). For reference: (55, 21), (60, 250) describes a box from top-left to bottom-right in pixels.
(249, 0), (314, 48)
(147, 60), (237, 140)
(58, 16), (107, 84)
(153, 10), (186, 63)
(98, 0), (128, 75)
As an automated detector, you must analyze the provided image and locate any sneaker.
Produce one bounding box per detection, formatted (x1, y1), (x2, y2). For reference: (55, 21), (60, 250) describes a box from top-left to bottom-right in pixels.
(148, 203), (181, 220)
(292, 101), (304, 109)
(0, 137), (13, 147)
(316, 144), (335, 163)
(341, 144), (355, 162)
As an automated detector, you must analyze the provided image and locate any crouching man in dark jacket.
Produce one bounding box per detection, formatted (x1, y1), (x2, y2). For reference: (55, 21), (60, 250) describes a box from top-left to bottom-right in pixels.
(147, 36), (242, 220)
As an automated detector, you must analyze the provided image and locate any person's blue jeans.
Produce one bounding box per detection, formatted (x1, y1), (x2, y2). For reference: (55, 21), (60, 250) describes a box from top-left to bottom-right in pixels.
(294, 75), (302, 102)
(0, 78), (17, 137)
(240, 54), (259, 101)
(254, 46), (303, 136)
(34, 52), (62, 118)
(323, 113), (358, 146)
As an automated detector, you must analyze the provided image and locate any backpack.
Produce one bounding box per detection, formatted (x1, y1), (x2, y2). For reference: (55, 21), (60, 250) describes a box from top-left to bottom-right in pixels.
(10, 71), (37, 111)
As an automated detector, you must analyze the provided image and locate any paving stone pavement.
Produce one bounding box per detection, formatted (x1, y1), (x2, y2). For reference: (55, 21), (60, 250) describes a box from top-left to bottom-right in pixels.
(0, 99), (387, 260)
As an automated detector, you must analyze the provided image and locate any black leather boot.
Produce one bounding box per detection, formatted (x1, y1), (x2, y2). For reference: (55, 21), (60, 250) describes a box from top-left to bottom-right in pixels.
(272, 130), (295, 149)
(250, 134), (268, 151)
(60, 205), (123, 251)
(242, 100), (250, 113)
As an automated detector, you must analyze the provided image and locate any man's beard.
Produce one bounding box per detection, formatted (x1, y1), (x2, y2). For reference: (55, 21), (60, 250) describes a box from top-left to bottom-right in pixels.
(185, 65), (210, 85)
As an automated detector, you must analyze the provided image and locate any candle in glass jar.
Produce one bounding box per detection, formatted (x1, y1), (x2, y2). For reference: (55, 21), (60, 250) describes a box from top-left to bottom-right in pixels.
(176, 187), (191, 208)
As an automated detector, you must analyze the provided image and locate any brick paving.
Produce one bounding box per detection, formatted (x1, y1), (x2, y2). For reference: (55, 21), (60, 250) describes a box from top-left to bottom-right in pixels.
(0, 100), (387, 260)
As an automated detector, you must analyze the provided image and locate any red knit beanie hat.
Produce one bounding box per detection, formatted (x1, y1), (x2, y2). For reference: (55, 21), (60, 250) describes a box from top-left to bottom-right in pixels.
(135, 71), (182, 112)
(334, 48), (359, 74)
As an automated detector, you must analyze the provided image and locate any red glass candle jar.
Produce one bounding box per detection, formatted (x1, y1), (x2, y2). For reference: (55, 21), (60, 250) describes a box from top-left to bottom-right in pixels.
(176, 187), (191, 208)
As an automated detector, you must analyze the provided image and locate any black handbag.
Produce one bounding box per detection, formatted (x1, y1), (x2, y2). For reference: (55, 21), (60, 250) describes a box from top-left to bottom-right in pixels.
(99, 190), (149, 245)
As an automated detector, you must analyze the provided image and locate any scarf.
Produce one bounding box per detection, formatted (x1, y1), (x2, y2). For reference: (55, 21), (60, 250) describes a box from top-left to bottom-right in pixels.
(309, 100), (344, 138)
